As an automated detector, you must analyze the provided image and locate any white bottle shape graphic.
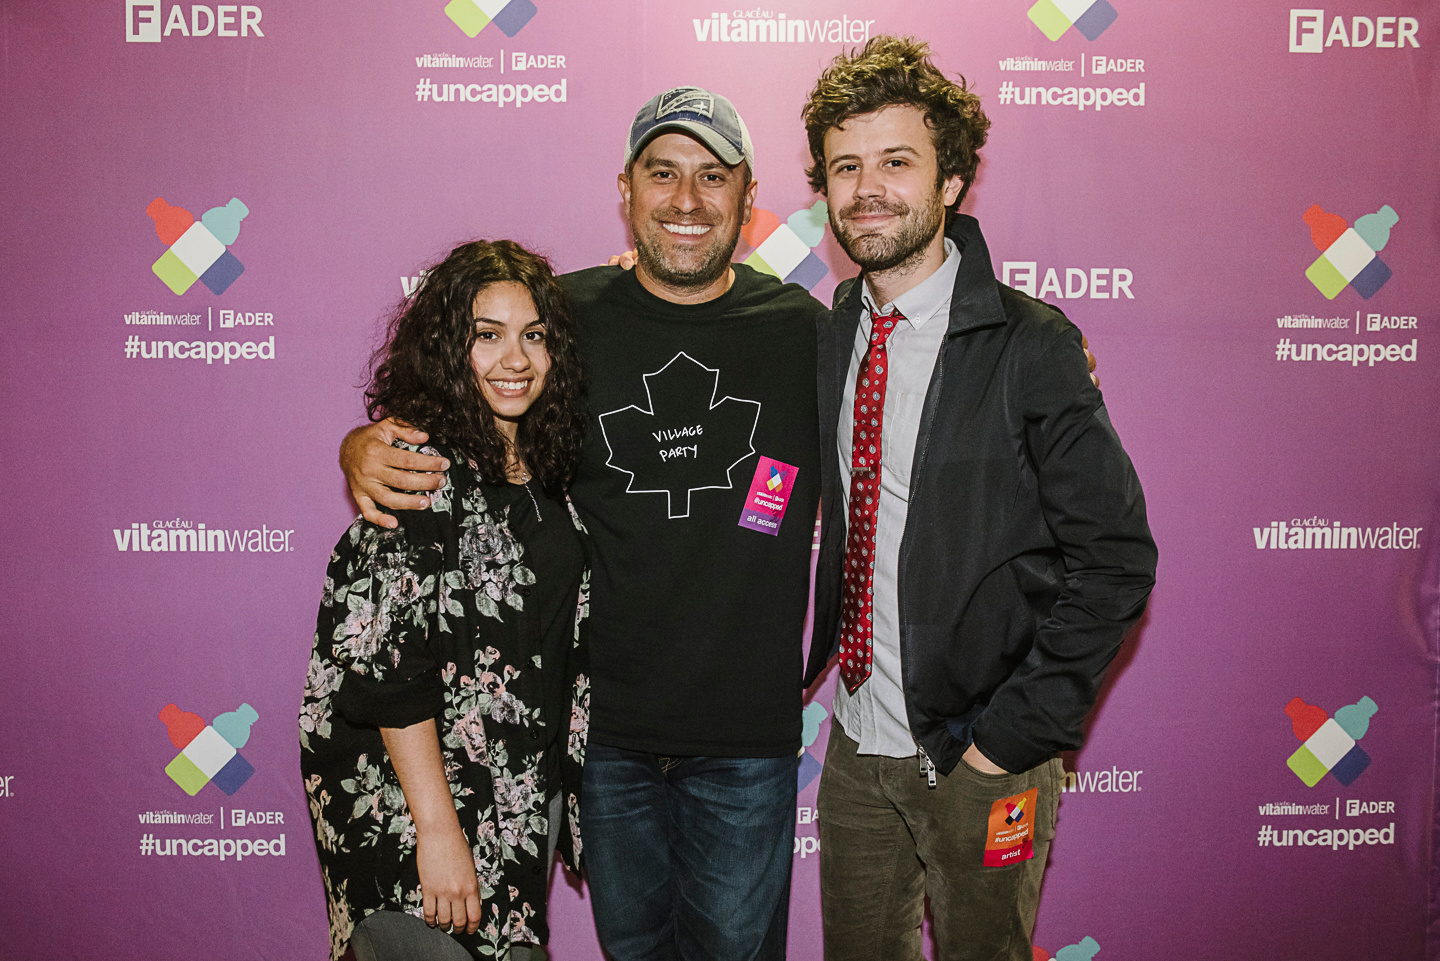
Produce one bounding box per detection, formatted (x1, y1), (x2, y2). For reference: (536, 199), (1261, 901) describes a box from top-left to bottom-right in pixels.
(213, 702), (259, 750)
(1353, 205), (1397, 253)
(201, 198), (249, 246)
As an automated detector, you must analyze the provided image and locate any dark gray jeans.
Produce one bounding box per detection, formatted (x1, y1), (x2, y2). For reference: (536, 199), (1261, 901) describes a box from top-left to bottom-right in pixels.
(351, 794), (563, 961)
(817, 724), (1062, 961)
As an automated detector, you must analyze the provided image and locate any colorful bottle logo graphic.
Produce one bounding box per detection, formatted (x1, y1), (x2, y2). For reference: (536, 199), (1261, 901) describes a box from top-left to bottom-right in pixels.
(797, 701), (828, 790)
(1303, 203), (1397, 300)
(1005, 796), (1029, 825)
(1028, 0), (1118, 41)
(147, 196), (248, 296)
(742, 201), (831, 290)
(1034, 936), (1100, 961)
(444, 0), (537, 38)
(161, 701), (259, 796)
(1284, 695), (1376, 787)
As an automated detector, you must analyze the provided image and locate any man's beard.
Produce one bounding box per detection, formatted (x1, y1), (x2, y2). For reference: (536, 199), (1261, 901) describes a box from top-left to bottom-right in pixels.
(634, 212), (741, 291)
(831, 191), (945, 274)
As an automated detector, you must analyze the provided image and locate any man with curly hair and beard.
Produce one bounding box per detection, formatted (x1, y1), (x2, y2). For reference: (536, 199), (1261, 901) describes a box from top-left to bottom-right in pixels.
(800, 37), (1156, 960)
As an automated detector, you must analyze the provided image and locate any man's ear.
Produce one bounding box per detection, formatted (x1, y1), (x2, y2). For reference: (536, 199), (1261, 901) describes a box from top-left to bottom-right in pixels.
(942, 173), (965, 209)
(741, 176), (758, 226)
(617, 171), (632, 211)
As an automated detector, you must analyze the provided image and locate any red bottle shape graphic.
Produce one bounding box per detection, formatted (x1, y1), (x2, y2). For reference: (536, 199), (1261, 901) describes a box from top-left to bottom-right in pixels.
(159, 702), (206, 749)
(1285, 696), (1327, 741)
(146, 198), (195, 246)
(1303, 204), (1348, 253)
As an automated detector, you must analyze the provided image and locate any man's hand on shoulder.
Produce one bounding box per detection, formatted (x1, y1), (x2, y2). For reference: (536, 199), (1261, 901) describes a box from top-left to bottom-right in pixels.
(606, 250), (638, 270)
(339, 418), (449, 529)
(1082, 334), (1098, 388)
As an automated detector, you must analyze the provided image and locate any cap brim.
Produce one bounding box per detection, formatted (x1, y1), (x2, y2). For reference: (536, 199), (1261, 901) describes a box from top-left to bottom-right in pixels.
(635, 120), (744, 167)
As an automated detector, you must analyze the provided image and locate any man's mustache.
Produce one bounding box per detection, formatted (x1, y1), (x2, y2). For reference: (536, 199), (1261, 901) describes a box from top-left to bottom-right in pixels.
(838, 200), (910, 221)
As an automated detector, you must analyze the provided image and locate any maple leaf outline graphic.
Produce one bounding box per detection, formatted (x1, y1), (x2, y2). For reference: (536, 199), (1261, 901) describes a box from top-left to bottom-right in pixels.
(597, 352), (761, 519)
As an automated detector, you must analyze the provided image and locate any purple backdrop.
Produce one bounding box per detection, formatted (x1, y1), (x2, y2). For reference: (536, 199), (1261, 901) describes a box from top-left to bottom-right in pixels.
(2, 1), (1438, 959)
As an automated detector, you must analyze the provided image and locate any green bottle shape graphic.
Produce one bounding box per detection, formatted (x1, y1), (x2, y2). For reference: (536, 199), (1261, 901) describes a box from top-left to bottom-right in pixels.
(200, 198), (249, 246)
(213, 702), (259, 749)
(1353, 205), (1397, 252)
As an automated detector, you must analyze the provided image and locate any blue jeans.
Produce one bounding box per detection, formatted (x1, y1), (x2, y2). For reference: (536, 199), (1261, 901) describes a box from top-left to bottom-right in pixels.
(581, 743), (798, 961)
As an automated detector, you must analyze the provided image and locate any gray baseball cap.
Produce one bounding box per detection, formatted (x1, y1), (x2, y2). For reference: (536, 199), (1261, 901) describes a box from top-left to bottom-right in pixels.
(624, 86), (755, 171)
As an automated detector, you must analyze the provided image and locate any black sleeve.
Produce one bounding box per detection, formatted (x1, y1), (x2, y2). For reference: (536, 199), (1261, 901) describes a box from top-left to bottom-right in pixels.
(971, 323), (1158, 773)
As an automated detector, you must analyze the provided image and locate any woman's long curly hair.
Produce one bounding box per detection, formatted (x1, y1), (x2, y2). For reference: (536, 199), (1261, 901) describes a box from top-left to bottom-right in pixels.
(365, 239), (586, 498)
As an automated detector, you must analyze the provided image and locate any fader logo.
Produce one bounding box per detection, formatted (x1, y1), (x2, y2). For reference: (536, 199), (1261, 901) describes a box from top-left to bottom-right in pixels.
(160, 702), (259, 796)
(125, 2), (264, 42)
(147, 196), (249, 296)
(742, 202), (831, 290)
(1028, 0), (1118, 41)
(1302, 203), (1397, 300)
(1284, 695), (1376, 787)
(444, 0), (537, 38)
(1289, 10), (1419, 52)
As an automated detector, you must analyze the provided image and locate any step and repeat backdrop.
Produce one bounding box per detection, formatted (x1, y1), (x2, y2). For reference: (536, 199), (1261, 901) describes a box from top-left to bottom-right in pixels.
(2, 1), (1438, 959)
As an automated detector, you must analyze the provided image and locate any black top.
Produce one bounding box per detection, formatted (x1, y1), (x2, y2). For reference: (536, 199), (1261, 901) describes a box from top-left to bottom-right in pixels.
(563, 264), (824, 757)
(503, 480), (585, 792)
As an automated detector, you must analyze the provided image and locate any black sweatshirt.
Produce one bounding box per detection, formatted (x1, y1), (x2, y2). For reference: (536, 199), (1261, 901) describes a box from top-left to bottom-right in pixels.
(564, 264), (824, 757)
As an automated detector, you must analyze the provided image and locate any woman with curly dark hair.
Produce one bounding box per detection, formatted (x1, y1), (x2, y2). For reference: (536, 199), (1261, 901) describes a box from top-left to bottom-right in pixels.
(300, 239), (590, 961)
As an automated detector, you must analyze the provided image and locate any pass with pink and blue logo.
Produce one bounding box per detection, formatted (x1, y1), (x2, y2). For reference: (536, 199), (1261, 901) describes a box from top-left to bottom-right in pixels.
(738, 456), (797, 535)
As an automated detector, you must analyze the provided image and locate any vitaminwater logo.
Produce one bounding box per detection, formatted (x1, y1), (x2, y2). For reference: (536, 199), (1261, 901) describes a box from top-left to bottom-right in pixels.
(160, 702), (259, 796)
(444, 0), (536, 38)
(1302, 203), (1397, 300)
(1284, 695), (1376, 787)
(1036, 936), (1101, 960)
(1028, 0), (1118, 41)
(147, 196), (248, 296)
(742, 202), (831, 290)
(691, 12), (876, 44)
(1253, 518), (1422, 550)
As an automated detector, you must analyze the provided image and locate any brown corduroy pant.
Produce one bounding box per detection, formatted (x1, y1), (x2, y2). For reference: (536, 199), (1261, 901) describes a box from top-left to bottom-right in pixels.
(817, 724), (1063, 961)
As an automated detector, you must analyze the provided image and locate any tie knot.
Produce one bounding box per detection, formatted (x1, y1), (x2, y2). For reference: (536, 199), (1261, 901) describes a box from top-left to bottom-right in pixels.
(869, 309), (904, 348)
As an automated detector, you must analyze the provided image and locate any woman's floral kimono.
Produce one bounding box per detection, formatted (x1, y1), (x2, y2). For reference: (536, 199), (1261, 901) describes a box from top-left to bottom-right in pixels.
(300, 449), (589, 960)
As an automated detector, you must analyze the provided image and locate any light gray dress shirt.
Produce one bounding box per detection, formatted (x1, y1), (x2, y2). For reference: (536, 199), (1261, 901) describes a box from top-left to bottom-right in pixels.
(833, 239), (961, 758)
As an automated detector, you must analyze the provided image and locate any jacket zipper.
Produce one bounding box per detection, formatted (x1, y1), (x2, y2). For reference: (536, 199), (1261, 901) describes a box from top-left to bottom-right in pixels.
(917, 745), (937, 788)
(904, 342), (946, 795)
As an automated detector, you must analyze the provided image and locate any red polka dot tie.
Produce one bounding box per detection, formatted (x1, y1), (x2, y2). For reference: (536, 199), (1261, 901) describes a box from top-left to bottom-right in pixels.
(838, 308), (903, 694)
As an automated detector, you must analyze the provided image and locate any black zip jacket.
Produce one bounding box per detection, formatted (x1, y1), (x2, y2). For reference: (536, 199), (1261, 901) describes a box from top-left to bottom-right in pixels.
(804, 214), (1157, 776)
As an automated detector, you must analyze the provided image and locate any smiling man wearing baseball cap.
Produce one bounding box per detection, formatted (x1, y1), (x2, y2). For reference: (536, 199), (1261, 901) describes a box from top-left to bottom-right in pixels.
(342, 85), (825, 960)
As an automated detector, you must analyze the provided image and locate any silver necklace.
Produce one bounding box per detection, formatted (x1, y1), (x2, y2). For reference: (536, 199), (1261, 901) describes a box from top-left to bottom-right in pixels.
(515, 471), (540, 521)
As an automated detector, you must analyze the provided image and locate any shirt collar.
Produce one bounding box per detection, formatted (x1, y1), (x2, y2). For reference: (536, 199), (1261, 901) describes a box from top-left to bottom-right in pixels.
(860, 238), (961, 331)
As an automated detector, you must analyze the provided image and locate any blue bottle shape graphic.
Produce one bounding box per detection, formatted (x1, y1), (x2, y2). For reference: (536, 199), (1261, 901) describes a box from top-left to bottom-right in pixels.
(214, 702), (259, 749)
(1056, 937), (1100, 961)
(1353, 205), (1398, 252)
(209, 702), (259, 796)
(201, 198), (249, 245)
(1335, 695), (1377, 740)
